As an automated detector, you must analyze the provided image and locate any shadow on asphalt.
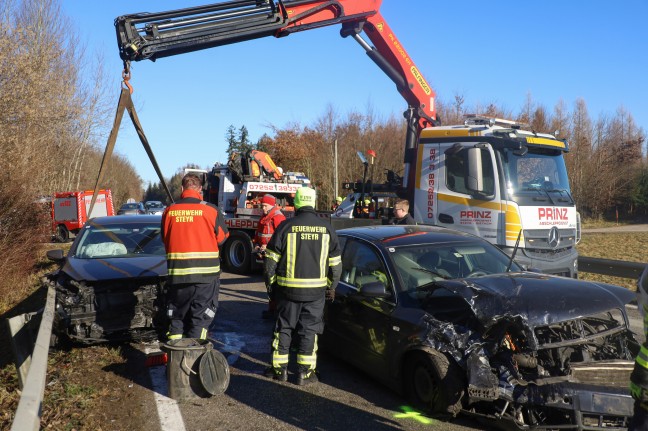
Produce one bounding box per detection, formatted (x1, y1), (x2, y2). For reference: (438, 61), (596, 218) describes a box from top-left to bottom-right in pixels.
(225, 372), (405, 431)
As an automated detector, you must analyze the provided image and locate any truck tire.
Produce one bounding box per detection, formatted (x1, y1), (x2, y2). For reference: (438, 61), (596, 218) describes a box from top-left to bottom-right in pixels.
(55, 225), (69, 243)
(223, 231), (252, 274)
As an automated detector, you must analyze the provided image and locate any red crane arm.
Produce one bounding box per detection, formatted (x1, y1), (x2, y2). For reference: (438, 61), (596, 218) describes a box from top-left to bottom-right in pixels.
(115, 0), (437, 129)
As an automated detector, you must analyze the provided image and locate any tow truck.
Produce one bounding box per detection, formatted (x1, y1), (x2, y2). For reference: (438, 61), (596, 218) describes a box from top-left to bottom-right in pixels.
(115, 0), (579, 278)
(186, 150), (313, 273)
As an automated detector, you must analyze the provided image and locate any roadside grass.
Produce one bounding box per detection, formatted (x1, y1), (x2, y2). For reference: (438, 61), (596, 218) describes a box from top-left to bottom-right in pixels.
(577, 231), (648, 290)
(40, 346), (128, 430)
(581, 216), (648, 229)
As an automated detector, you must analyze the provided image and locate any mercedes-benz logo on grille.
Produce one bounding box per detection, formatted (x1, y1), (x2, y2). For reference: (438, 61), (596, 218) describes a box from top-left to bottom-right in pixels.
(547, 226), (560, 249)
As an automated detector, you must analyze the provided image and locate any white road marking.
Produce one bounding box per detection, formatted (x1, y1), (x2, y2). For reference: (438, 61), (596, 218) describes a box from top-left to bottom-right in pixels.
(149, 366), (187, 431)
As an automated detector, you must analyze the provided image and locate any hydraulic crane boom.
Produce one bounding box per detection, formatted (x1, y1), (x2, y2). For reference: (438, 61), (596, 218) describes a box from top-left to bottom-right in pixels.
(115, 0), (438, 176)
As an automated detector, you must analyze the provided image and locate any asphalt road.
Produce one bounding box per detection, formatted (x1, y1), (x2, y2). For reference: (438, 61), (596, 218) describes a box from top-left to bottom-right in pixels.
(582, 224), (648, 234)
(133, 271), (644, 431)
(148, 271), (490, 431)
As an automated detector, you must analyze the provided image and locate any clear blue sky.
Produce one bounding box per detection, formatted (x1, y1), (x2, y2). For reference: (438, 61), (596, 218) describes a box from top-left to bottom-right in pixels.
(60, 0), (648, 185)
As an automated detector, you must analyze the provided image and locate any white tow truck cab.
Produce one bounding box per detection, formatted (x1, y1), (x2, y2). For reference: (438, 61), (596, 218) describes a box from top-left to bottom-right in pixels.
(336, 116), (581, 278)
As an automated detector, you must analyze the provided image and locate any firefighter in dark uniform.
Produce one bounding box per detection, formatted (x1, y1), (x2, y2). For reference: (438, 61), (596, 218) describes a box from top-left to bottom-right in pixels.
(263, 186), (342, 385)
(630, 266), (648, 430)
(161, 173), (229, 340)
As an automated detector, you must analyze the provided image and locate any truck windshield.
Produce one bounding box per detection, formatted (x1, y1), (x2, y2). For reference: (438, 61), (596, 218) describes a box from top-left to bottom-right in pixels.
(500, 148), (572, 202)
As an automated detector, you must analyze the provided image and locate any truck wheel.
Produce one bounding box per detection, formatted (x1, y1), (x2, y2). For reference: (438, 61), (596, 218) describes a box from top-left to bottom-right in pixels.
(223, 231), (252, 274)
(55, 225), (69, 243)
(405, 351), (464, 417)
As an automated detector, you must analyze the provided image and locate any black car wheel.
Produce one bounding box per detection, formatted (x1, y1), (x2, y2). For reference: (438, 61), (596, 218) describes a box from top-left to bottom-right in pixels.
(55, 224), (69, 243)
(223, 231), (252, 274)
(406, 351), (464, 417)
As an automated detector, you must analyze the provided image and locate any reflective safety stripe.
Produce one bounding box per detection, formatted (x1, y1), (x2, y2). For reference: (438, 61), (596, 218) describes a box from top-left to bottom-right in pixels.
(271, 332), (281, 352)
(637, 345), (648, 370)
(329, 255), (341, 266)
(200, 328), (207, 340)
(271, 332), (289, 367)
(297, 335), (318, 370)
(168, 265), (220, 275)
(167, 333), (182, 340)
(266, 249), (281, 263)
(286, 233), (297, 278)
(277, 276), (327, 288)
(631, 381), (643, 399)
(269, 275), (276, 285)
(319, 234), (329, 279)
(297, 354), (317, 368)
(167, 251), (219, 259)
(272, 352), (289, 368)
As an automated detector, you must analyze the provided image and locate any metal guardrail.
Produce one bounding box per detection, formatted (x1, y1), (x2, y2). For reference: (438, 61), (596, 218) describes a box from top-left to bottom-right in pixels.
(7, 257), (647, 429)
(9, 285), (56, 431)
(579, 256), (647, 282)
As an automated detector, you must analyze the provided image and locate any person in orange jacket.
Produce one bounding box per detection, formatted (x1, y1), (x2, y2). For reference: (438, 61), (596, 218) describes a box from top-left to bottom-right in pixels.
(254, 194), (286, 319)
(161, 173), (229, 340)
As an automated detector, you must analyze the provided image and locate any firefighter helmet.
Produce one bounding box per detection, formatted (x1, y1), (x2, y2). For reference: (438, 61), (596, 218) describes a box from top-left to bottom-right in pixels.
(294, 187), (316, 209)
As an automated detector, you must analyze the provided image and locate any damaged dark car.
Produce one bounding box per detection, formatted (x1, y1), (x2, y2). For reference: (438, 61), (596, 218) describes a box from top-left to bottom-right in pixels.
(322, 225), (639, 430)
(44, 215), (167, 344)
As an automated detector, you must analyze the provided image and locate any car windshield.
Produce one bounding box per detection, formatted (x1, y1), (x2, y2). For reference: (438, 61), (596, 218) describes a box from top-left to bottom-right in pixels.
(146, 202), (164, 209)
(121, 203), (139, 210)
(500, 147), (572, 197)
(73, 221), (165, 258)
(390, 241), (522, 292)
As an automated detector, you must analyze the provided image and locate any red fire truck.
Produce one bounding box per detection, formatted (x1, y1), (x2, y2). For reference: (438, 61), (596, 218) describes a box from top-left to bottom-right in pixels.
(51, 190), (115, 242)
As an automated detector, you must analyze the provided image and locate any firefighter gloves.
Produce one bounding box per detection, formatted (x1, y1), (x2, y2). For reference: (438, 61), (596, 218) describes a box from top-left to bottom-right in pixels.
(325, 289), (335, 302)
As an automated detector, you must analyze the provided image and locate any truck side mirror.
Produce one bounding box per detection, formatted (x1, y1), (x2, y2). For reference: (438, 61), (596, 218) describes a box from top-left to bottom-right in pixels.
(466, 147), (484, 193)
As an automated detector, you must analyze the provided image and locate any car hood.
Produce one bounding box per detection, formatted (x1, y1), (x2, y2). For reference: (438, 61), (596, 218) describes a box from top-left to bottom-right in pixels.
(62, 256), (167, 282)
(433, 272), (635, 329)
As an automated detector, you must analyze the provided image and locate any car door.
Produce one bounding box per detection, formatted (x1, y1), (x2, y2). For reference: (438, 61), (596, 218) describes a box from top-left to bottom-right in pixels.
(325, 237), (396, 378)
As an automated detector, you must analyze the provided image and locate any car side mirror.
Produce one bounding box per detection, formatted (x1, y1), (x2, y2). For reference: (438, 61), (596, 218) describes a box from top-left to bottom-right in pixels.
(360, 281), (390, 298)
(46, 249), (66, 262)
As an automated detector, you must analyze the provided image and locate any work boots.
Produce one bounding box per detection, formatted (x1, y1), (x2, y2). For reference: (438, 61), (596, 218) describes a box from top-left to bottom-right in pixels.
(264, 367), (288, 382)
(296, 370), (318, 386)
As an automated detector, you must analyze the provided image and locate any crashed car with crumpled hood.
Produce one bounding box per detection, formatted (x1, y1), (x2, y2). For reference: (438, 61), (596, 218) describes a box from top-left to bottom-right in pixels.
(44, 215), (168, 344)
(323, 225), (640, 430)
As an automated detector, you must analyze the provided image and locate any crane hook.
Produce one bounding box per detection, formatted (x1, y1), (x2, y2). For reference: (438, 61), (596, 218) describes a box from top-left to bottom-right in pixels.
(121, 60), (133, 94)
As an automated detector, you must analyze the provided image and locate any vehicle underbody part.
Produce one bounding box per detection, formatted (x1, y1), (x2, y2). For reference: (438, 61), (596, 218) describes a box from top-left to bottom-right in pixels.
(419, 294), (639, 429)
(45, 275), (166, 344)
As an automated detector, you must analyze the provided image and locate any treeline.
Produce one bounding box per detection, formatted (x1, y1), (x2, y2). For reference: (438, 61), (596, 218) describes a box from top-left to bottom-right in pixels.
(0, 0), (141, 310)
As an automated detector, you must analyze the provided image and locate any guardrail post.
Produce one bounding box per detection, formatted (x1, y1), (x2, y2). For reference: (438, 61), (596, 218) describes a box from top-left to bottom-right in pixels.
(7, 311), (41, 388)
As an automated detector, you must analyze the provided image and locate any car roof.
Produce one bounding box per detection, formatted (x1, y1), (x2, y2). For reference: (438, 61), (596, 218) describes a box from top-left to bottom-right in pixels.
(88, 215), (161, 225)
(337, 224), (480, 247)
